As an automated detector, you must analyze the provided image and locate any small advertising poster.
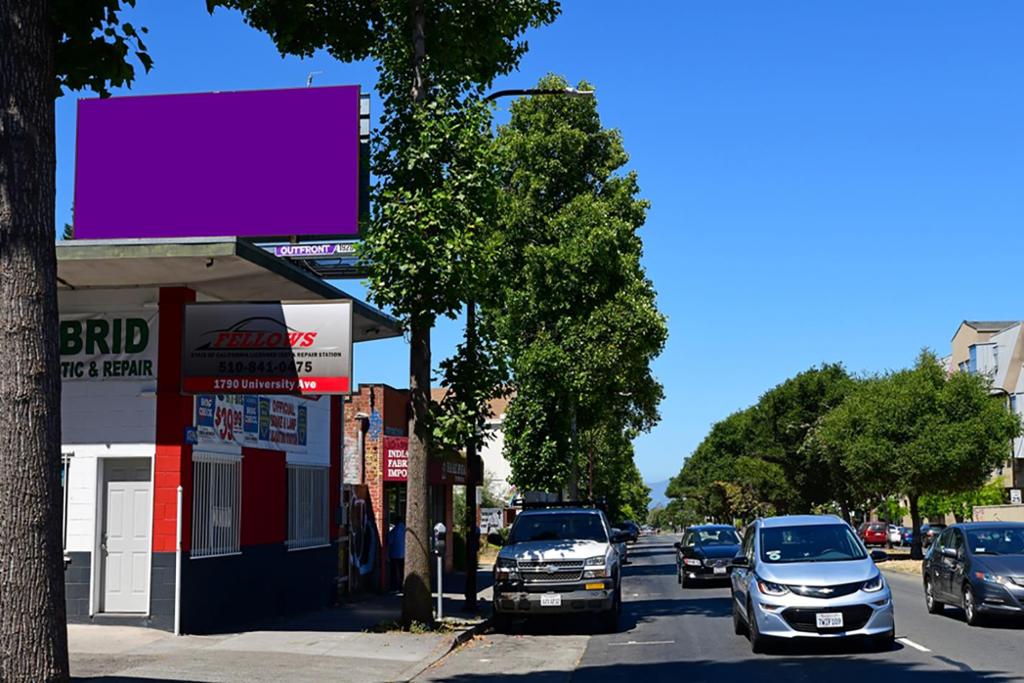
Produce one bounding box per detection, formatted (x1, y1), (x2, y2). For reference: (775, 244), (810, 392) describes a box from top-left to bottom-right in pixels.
(181, 301), (352, 395)
(383, 436), (409, 482)
(343, 435), (362, 484)
(195, 394), (308, 452)
(59, 311), (158, 381)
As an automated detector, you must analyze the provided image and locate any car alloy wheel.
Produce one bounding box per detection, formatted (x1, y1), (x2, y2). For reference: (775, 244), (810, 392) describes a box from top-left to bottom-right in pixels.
(963, 585), (981, 626)
(747, 600), (766, 654)
(732, 595), (746, 636)
(925, 578), (944, 614)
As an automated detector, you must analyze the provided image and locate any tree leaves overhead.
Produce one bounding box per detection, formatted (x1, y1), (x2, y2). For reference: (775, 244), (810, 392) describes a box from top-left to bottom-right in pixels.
(54, 1), (153, 97)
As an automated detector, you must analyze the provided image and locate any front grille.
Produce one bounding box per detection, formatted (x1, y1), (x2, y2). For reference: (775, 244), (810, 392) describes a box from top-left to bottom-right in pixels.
(782, 605), (874, 633)
(518, 560), (584, 583)
(704, 558), (731, 568)
(789, 581), (864, 599)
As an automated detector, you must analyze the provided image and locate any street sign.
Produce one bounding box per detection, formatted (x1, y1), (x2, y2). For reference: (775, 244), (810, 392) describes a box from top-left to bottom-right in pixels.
(1012, 489), (1022, 505)
(181, 301), (353, 395)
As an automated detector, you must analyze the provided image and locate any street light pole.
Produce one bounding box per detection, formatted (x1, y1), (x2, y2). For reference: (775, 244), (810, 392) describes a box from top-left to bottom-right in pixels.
(462, 86), (595, 612)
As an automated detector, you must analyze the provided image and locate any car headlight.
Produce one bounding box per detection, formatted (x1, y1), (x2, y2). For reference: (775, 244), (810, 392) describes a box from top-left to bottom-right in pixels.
(683, 558), (702, 567)
(585, 556), (606, 567)
(497, 557), (517, 569)
(756, 578), (790, 596)
(862, 574), (885, 593)
(975, 571), (1009, 585)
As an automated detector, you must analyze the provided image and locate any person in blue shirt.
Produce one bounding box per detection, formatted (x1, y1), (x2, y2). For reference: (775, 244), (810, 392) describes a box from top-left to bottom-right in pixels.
(387, 513), (406, 593)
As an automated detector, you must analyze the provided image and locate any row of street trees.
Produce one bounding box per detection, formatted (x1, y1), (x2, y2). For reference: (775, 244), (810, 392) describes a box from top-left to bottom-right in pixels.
(3, 1), (662, 676)
(667, 352), (1021, 559)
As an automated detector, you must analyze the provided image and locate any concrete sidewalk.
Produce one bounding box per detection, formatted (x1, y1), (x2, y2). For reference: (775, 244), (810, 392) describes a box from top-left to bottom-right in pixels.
(71, 570), (494, 683)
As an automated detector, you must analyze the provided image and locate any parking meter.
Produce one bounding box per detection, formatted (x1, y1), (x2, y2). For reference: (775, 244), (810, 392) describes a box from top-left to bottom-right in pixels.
(433, 522), (447, 619)
(432, 522), (447, 556)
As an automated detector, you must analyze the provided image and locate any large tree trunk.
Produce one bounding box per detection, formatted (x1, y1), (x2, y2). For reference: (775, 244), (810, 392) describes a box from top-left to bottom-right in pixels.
(462, 302), (478, 611)
(0, 2), (70, 680)
(402, 316), (434, 626)
(400, 0), (434, 628)
(908, 494), (924, 561)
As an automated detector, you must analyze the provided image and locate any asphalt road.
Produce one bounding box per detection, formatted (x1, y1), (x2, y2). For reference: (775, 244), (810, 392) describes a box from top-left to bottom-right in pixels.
(418, 534), (1024, 682)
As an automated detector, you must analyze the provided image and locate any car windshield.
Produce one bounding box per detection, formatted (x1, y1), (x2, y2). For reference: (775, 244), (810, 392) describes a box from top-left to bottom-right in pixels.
(966, 528), (1024, 556)
(695, 529), (740, 546)
(761, 524), (868, 563)
(509, 513), (608, 544)
(868, 523), (885, 531)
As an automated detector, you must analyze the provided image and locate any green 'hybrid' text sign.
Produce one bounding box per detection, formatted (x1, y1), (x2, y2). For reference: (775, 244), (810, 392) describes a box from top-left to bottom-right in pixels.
(59, 312), (158, 381)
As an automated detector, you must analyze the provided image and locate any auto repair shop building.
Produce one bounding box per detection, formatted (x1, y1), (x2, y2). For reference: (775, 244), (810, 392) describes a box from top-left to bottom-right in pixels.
(59, 237), (399, 633)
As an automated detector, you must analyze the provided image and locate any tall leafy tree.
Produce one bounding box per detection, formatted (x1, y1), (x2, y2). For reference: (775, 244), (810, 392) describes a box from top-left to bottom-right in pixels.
(1, 2), (150, 679)
(667, 364), (857, 524)
(213, 0), (560, 625)
(491, 74), (666, 496)
(813, 351), (1021, 559)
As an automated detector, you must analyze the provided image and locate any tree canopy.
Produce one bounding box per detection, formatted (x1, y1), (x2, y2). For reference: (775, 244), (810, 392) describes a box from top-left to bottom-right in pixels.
(490, 74), (667, 495)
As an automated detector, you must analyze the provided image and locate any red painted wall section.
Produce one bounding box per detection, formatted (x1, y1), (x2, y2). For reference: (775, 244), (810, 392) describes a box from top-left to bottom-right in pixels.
(241, 447), (286, 546)
(330, 396), (341, 540)
(153, 286), (196, 553)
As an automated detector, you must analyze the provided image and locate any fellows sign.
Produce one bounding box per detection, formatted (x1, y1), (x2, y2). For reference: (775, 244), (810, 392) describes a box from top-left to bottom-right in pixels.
(182, 301), (352, 395)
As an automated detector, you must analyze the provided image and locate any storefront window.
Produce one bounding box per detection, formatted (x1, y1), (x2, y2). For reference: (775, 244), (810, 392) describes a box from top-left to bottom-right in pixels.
(287, 465), (329, 550)
(191, 453), (241, 558)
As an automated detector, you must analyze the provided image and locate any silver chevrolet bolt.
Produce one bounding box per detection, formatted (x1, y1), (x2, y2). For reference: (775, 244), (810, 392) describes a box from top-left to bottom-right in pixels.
(730, 515), (895, 653)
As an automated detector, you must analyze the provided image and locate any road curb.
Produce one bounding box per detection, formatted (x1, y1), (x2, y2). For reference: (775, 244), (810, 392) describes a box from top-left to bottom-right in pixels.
(400, 614), (492, 681)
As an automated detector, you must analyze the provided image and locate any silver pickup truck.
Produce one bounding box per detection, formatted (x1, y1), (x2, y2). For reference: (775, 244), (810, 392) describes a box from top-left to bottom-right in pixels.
(489, 506), (626, 631)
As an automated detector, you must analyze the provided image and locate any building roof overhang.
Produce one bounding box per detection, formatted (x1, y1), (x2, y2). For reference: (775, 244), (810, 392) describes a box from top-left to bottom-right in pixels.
(56, 237), (400, 343)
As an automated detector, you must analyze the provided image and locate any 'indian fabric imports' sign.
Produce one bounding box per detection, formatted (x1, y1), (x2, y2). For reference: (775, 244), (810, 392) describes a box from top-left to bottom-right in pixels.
(73, 86), (361, 240)
(195, 394), (309, 452)
(181, 301), (352, 395)
(383, 436), (409, 482)
(59, 312), (158, 381)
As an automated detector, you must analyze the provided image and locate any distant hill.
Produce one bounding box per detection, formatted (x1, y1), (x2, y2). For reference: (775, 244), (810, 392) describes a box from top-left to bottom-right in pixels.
(646, 479), (672, 510)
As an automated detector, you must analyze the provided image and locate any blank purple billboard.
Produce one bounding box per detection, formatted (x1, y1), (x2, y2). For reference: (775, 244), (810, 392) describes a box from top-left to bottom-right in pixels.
(73, 86), (360, 239)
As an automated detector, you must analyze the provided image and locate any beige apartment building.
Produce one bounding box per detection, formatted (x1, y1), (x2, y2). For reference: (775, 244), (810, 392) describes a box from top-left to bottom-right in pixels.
(948, 320), (1024, 489)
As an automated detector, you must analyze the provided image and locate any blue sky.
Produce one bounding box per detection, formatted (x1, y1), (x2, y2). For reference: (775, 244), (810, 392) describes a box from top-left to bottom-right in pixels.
(56, 2), (1024, 483)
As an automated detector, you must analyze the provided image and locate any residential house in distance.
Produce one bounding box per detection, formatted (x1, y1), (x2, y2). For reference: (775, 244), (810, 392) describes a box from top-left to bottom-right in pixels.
(949, 320), (1024, 489)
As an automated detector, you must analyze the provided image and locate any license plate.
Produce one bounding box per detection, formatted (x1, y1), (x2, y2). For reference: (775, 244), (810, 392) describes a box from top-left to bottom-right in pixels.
(816, 612), (844, 629)
(540, 594), (562, 607)
(713, 566), (727, 575)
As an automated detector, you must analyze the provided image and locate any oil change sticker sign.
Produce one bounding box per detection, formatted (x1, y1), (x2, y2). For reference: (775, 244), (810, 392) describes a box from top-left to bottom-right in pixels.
(59, 312), (158, 381)
(195, 394), (308, 453)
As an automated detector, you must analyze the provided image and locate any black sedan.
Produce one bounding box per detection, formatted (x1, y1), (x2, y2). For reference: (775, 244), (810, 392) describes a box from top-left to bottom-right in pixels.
(922, 522), (1024, 626)
(674, 524), (742, 587)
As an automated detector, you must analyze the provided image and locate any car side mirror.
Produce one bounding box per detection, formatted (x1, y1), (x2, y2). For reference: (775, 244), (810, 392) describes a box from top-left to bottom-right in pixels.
(731, 555), (749, 567)
(487, 532), (504, 547)
(611, 531), (627, 544)
(673, 541), (682, 550)
(870, 549), (888, 563)
(941, 547), (957, 559)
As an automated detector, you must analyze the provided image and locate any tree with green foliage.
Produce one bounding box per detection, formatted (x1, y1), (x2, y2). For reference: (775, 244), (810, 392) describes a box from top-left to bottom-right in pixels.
(2, 2), (151, 678)
(578, 425), (650, 522)
(490, 74), (666, 497)
(812, 351), (1021, 559)
(667, 364), (858, 525)
(213, 0), (560, 625)
(920, 478), (1007, 523)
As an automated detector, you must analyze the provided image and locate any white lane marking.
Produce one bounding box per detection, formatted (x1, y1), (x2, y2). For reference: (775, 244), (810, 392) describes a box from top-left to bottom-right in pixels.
(608, 640), (676, 646)
(898, 637), (931, 653)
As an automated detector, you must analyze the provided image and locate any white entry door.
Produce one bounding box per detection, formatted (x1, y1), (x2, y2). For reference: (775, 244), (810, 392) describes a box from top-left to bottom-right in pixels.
(101, 459), (151, 613)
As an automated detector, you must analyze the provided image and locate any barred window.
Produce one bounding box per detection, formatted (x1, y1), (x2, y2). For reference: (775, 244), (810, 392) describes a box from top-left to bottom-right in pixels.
(287, 465), (329, 550)
(192, 454), (242, 559)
